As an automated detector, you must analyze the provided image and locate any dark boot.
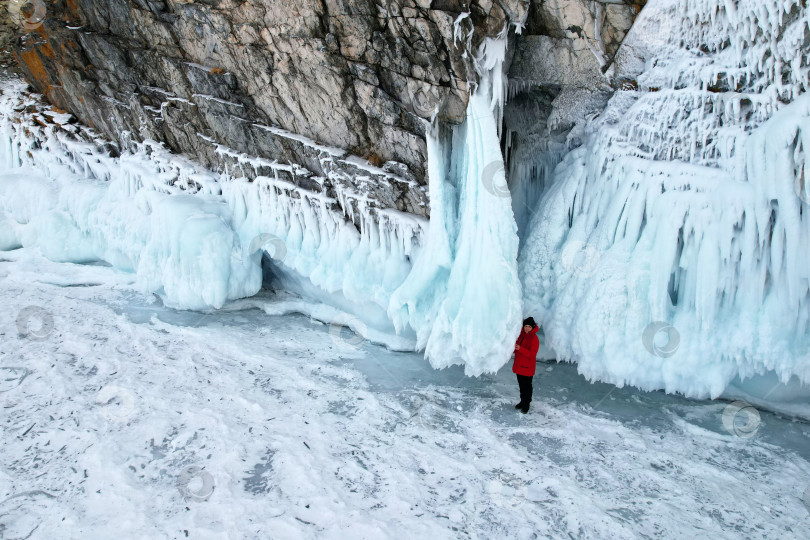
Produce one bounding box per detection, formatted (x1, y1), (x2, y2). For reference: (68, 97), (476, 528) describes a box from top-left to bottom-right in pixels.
(516, 374), (533, 413)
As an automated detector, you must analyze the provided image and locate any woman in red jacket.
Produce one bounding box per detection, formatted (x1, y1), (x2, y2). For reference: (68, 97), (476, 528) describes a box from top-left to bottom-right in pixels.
(513, 317), (540, 414)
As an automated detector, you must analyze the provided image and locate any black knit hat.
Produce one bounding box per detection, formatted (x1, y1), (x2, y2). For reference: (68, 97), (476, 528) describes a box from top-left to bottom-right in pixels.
(522, 317), (536, 328)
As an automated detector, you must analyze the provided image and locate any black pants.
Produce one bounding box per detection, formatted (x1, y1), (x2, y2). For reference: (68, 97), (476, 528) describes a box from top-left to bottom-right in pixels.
(517, 374), (533, 405)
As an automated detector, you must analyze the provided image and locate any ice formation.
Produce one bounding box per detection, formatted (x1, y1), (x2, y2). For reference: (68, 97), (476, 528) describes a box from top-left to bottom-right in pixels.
(0, 80), (260, 310)
(0, 78), (423, 323)
(519, 0), (810, 398)
(3, 0), (806, 395)
(0, 26), (522, 376)
(389, 33), (522, 374)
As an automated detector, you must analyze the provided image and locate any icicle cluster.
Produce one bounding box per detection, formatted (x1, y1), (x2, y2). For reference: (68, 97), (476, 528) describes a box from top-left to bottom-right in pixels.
(519, 0), (810, 398)
(621, 0), (810, 169)
(0, 78), (424, 324)
(0, 79), (261, 309)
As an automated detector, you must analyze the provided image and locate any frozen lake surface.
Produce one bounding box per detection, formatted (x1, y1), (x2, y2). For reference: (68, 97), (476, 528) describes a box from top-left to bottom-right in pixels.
(1, 248), (809, 539)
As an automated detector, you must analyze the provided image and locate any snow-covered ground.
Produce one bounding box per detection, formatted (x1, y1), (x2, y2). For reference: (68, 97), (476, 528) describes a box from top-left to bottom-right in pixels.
(1, 248), (809, 539)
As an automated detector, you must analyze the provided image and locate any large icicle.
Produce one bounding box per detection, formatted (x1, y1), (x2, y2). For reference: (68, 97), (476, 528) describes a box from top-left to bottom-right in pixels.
(388, 95), (522, 375)
(389, 33), (522, 375)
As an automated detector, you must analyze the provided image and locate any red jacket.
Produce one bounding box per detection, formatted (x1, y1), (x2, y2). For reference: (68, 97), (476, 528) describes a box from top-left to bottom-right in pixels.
(512, 326), (540, 376)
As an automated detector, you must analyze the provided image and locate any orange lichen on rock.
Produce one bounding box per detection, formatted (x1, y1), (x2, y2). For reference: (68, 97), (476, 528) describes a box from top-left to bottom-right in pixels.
(19, 48), (52, 94)
(366, 152), (385, 168)
(31, 27), (55, 59)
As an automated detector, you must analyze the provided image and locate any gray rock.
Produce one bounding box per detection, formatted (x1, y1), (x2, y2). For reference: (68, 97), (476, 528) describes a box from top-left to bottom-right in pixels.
(7, 0), (643, 227)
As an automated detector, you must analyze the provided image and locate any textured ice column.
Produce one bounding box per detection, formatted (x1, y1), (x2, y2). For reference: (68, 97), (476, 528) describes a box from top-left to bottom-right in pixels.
(389, 92), (523, 375)
(474, 33), (508, 137)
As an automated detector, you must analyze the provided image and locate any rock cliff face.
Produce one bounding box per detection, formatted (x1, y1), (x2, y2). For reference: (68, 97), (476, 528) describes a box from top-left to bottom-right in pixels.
(8, 0), (642, 223)
(6, 0), (502, 218)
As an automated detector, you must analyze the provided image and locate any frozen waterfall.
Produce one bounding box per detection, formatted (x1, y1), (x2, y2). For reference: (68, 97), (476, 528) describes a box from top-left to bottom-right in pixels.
(1, 0), (808, 398)
(518, 0), (810, 398)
